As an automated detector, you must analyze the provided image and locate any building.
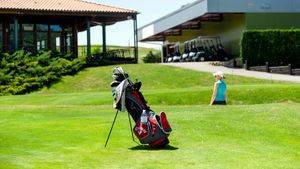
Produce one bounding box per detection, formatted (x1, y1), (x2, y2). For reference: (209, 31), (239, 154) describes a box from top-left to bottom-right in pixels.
(138, 0), (300, 61)
(0, 0), (138, 60)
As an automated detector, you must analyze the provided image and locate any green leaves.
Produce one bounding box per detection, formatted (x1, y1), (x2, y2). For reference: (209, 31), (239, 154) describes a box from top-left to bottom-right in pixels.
(143, 51), (161, 63)
(241, 29), (300, 67)
(0, 50), (85, 95)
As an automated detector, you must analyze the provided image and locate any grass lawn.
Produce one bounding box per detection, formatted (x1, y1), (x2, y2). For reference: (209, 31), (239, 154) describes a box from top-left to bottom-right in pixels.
(0, 64), (299, 168)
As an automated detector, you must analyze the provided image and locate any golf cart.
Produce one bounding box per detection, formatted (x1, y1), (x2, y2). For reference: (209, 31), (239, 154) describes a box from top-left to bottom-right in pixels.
(192, 39), (206, 62)
(171, 43), (181, 62)
(181, 41), (190, 61)
(187, 40), (197, 62)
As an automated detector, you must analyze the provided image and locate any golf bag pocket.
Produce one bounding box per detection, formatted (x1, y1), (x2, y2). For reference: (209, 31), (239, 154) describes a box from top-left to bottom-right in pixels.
(158, 112), (172, 134)
(134, 121), (149, 141)
(133, 112), (172, 145)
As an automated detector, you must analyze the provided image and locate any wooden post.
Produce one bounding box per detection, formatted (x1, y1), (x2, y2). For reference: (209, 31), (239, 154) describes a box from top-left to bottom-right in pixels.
(102, 24), (107, 54)
(19, 23), (23, 49)
(288, 64), (292, 75)
(3, 17), (9, 52)
(233, 58), (237, 67)
(60, 26), (65, 54)
(14, 16), (18, 51)
(244, 60), (249, 70)
(266, 62), (269, 72)
(47, 24), (51, 50)
(161, 45), (165, 63)
(133, 14), (138, 63)
(1, 22), (3, 52)
(86, 18), (91, 57)
(33, 24), (37, 53)
(72, 19), (78, 57)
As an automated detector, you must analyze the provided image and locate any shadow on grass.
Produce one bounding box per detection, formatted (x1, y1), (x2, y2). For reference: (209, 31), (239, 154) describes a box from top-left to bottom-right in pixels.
(129, 144), (178, 151)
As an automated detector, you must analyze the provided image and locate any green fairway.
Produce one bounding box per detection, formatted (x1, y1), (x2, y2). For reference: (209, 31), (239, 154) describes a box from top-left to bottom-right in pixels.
(0, 64), (299, 168)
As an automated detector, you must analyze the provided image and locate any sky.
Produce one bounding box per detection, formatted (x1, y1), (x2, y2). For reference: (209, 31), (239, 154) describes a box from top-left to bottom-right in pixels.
(78, 0), (196, 48)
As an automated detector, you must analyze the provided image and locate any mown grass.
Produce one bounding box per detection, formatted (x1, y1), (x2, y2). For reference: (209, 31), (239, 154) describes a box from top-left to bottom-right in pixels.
(0, 64), (299, 168)
(1, 104), (299, 168)
(1, 84), (299, 106)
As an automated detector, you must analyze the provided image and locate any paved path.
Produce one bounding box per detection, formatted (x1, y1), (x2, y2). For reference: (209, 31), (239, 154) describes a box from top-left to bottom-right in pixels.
(164, 62), (300, 83)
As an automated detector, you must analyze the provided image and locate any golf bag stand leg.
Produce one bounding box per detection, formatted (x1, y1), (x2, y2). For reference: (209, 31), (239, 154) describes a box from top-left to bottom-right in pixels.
(104, 110), (119, 147)
(128, 112), (139, 145)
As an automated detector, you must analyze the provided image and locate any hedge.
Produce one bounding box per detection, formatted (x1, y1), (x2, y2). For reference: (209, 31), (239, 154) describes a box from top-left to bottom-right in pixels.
(240, 29), (300, 68)
(0, 50), (86, 95)
(143, 51), (161, 63)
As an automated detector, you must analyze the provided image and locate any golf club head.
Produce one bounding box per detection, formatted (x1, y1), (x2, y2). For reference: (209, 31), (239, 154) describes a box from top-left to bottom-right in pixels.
(112, 67), (129, 82)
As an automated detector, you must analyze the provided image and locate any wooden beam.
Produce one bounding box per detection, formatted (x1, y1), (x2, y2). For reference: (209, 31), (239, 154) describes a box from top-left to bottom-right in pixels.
(133, 14), (138, 63)
(60, 27), (65, 54)
(3, 16), (9, 52)
(86, 18), (91, 57)
(33, 24), (37, 52)
(19, 23), (23, 49)
(14, 16), (18, 50)
(47, 24), (51, 50)
(102, 24), (107, 54)
(72, 18), (78, 57)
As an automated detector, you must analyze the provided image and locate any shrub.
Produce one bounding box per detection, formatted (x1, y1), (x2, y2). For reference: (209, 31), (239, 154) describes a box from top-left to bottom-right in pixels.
(0, 50), (86, 95)
(92, 46), (102, 55)
(143, 51), (161, 63)
(241, 29), (300, 68)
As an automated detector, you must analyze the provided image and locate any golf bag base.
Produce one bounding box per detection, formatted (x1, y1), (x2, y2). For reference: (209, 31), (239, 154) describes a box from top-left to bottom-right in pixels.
(133, 111), (172, 148)
(149, 137), (169, 148)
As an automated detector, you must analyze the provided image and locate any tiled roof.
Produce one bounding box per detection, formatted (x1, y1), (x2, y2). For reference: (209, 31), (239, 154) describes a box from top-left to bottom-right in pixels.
(0, 0), (136, 14)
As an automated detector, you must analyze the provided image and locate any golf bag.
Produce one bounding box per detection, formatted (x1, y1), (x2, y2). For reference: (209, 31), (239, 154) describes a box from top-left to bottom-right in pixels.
(111, 67), (172, 148)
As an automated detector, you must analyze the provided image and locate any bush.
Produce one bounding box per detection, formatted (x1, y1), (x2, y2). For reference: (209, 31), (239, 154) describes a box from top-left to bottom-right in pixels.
(92, 46), (102, 55)
(0, 50), (86, 95)
(143, 51), (161, 63)
(241, 29), (300, 68)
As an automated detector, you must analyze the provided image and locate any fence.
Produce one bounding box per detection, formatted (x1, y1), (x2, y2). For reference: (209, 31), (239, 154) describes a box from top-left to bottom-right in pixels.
(245, 60), (299, 75)
(78, 45), (135, 59)
(83, 46), (136, 66)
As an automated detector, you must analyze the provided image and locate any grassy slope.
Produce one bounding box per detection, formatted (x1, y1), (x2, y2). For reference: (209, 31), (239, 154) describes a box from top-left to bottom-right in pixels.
(0, 64), (299, 168)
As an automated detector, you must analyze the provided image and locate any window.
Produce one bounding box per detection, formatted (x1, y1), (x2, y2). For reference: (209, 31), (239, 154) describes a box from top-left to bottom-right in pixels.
(50, 25), (62, 52)
(22, 24), (35, 52)
(64, 26), (73, 54)
(66, 33), (72, 53)
(36, 24), (48, 51)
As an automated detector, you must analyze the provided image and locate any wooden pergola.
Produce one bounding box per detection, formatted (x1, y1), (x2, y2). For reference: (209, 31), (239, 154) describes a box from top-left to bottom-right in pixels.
(0, 0), (138, 61)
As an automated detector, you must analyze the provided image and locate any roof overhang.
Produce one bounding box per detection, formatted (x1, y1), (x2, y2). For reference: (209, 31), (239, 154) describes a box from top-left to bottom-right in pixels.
(138, 0), (300, 41)
(0, 9), (136, 26)
(0, 0), (138, 26)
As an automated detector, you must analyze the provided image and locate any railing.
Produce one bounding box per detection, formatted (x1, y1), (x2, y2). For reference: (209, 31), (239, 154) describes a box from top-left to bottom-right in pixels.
(105, 47), (135, 61)
(292, 68), (300, 75)
(83, 45), (136, 66)
(245, 60), (299, 76)
(249, 65), (268, 72)
(78, 45), (135, 59)
(269, 65), (292, 75)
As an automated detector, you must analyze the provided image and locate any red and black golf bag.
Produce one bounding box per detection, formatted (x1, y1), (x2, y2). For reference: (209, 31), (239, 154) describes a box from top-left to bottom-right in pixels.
(110, 67), (172, 148)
